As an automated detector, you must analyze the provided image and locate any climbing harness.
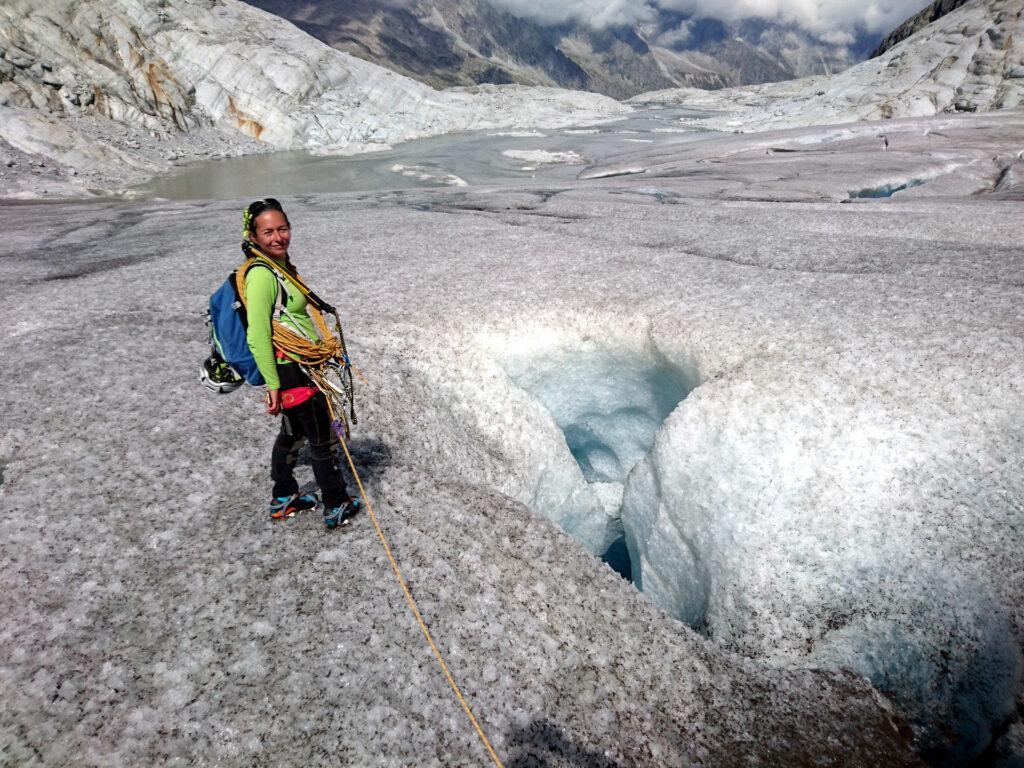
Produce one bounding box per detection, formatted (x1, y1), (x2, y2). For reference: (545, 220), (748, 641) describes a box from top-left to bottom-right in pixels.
(239, 241), (505, 768)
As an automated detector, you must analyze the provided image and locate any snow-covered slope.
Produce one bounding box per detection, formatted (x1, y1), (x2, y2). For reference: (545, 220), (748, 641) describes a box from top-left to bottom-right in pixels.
(0, 0), (629, 197)
(630, 0), (1023, 132)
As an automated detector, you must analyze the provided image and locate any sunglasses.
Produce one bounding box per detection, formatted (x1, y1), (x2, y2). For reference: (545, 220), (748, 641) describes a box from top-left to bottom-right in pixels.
(243, 198), (286, 236)
(248, 198), (283, 217)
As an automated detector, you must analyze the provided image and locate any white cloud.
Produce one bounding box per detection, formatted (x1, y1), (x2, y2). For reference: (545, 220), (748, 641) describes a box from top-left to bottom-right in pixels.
(655, 19), (695, 47)
(488, 0), (936, 39)
(819, 29), (856, 46)
(486, 0), (657, 28)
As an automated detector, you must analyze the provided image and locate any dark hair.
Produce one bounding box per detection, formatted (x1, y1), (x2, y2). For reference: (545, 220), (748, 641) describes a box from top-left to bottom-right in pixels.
(243, 197), (289, 236)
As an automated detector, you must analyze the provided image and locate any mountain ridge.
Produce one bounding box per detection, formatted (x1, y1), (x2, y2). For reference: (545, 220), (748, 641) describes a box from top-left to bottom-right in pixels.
(244, 0), (863, 99)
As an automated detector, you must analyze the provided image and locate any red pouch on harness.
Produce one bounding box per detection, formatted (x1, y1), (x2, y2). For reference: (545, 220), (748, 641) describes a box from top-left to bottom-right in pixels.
(281, 386), (318, 409)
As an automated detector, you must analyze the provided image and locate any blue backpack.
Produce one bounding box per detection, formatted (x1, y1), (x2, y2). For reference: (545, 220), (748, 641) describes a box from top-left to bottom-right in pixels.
(202, 262), (286, 392)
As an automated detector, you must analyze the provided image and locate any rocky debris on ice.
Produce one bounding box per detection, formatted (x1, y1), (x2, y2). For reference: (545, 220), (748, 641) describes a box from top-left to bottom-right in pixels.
(0, 136), (80, 199)
(0, 112), (266, 199)
(502, 149), (587, 165)
(0, 0), (630, 198)
(628, 0), (1023, 133)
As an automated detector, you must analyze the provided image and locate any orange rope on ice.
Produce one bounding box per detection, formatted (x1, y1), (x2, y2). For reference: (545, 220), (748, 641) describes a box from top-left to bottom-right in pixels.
(326, 399), (506, 768)
(238, 244), (502, 764)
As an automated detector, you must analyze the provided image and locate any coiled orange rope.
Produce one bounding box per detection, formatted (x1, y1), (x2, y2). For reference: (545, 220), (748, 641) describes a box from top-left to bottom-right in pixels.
(234, 255), (341, 366)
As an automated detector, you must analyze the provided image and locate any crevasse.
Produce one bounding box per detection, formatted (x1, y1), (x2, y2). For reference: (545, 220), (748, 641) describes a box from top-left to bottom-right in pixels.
(496, 330), (696, 580)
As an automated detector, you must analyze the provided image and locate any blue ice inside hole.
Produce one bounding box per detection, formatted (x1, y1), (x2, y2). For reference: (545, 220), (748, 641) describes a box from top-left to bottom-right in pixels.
(503, 343), (694, 580)
(849, 178), (925, 198)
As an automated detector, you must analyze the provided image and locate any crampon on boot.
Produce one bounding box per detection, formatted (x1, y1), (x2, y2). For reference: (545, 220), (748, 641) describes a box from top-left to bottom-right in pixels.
(269, 493), (318, 520)
(323, 498), (361, 529)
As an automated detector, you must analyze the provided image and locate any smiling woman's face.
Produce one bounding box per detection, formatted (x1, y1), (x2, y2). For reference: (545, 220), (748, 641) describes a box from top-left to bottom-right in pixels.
(251, 209), (291, 259)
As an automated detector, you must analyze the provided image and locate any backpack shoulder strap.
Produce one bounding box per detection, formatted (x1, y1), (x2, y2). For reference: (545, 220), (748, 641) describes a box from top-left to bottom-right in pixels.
(236, 258), (289, 316)
(242, 243), (336, 314)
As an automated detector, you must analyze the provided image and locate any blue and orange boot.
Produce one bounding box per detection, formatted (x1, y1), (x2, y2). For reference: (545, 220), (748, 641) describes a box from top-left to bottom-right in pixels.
(323, 498), (361, 529)
(269, 493), (318, 520)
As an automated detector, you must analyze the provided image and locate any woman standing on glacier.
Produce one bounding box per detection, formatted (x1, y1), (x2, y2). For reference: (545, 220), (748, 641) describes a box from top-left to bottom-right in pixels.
(242, 198), (359, 529)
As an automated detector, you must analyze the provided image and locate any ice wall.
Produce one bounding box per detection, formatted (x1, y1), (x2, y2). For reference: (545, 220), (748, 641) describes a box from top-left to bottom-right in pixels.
(466, 321), (695, 559)
(622, 352), (1024, 762)
(310, 144), (1024, 763)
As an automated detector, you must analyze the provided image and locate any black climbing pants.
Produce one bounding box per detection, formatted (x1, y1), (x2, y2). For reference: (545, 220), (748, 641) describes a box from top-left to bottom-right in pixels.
(270, 364), (351, 509)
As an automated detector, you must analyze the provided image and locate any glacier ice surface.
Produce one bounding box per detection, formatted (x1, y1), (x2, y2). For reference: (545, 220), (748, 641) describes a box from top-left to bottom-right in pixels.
(2, 109), (1024, 766)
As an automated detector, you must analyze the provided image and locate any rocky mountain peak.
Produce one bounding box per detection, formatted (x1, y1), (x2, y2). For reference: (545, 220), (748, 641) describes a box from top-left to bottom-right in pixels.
(870, 0), (975, 58)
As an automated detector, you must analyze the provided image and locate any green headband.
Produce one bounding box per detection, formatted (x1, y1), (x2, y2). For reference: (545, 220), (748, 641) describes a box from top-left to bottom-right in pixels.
(242, 205), (254, 241)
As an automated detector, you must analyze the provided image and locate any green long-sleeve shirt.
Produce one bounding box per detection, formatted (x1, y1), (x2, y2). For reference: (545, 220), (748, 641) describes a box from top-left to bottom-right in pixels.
(245, 263), (320, 390)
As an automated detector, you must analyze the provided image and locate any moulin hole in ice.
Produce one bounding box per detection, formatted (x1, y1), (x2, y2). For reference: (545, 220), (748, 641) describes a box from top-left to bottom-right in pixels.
(848, 178), (926, 198)
(502, 341), (695, 581)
